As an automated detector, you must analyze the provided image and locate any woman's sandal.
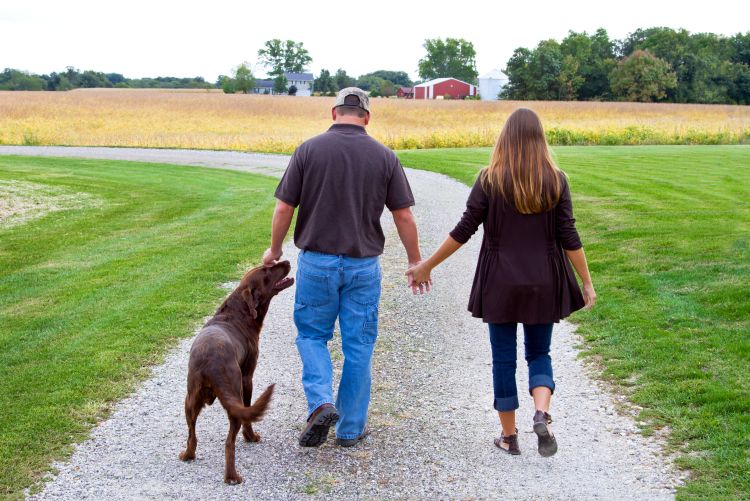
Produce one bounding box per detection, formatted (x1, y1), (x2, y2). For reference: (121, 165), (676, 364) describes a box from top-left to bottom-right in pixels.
(533, 410), (558, 457)
(494, 428), (521, 455)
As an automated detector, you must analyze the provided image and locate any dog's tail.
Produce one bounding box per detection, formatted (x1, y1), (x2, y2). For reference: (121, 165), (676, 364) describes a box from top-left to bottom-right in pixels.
(219, 384), (275, 424)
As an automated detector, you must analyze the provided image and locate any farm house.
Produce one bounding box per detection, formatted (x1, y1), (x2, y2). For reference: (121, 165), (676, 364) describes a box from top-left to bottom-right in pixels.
(478, 69), (509, 100)
(413, 78), (477, 99)
(397, 86), (414, 98)
(285, 72), (314, 96)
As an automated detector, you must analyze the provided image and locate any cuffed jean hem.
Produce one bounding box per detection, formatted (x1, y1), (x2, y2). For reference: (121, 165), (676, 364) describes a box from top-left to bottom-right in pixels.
(493, 395), (520, 412)
(528, 374), (555, 396)
(307, 399), (335, 420)
(336, 429), (365, 440)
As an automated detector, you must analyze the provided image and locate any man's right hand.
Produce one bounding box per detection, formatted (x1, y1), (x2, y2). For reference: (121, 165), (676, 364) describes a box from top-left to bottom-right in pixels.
(262, 247), (282, 267)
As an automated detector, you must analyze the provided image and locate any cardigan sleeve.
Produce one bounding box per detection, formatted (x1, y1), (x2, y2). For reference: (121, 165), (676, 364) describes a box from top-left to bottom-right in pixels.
(449, 175), (489, 244)
(556, 177), (583, 250)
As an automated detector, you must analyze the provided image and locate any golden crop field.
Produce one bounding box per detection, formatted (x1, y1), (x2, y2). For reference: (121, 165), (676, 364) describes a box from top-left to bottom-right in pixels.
(1, 89), (749, 153)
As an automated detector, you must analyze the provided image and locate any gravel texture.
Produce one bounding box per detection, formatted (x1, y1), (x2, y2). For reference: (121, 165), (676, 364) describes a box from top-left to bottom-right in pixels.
(21, 148), (683, 500)
(0, 146), (289, 177)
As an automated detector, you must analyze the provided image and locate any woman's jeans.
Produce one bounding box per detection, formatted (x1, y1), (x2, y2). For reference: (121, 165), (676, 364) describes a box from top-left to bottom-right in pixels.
(488, 323), (555, 412)
(293, 250), (381, 440)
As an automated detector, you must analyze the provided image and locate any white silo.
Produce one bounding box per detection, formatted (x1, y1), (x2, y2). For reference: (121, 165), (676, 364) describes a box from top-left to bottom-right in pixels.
(478, 69), (509, 101)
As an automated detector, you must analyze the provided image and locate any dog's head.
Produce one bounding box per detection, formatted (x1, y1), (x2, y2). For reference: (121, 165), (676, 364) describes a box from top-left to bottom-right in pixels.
(240, 261), (294, 319)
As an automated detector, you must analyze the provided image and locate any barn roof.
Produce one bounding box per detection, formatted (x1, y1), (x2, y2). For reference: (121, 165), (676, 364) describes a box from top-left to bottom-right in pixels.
(414, 77), (473, 87)
(399, 86), (413, 93)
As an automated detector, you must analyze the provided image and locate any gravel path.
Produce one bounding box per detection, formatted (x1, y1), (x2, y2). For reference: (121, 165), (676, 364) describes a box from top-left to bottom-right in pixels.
(0, 146), (288, 177)
(19, 147), (683, 499)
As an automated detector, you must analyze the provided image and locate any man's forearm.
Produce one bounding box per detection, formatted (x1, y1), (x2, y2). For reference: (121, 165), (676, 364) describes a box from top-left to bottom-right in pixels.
(270, 200), (295, 252)
(392, 208), (422, 263)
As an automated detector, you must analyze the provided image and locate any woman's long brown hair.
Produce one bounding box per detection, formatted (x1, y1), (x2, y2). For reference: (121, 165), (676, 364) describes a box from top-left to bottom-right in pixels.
(482, 108), (562, 214)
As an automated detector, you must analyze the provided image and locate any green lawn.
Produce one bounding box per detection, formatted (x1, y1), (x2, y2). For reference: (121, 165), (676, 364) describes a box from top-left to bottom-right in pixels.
(0, 156), (277, 498)
(397, 145), (750, 499)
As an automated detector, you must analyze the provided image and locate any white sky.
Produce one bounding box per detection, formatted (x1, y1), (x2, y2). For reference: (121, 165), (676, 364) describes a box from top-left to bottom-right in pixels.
(1, 0), (748, 82)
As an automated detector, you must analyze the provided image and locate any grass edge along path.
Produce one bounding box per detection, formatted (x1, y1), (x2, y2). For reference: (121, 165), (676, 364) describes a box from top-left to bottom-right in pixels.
(396, 145), (750, 500)
(0, 156), (278, 498)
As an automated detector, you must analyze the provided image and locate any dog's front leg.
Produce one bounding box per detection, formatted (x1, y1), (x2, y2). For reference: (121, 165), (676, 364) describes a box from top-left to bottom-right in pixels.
(224, 417), (243, 484)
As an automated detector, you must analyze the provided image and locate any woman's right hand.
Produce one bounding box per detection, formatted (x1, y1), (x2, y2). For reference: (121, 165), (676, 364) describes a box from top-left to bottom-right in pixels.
(405, 261), (433, 295)
(583, 282), (597, 309)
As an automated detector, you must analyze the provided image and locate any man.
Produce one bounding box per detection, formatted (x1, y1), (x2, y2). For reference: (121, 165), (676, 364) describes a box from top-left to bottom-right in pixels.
(262, 87), (424, 447)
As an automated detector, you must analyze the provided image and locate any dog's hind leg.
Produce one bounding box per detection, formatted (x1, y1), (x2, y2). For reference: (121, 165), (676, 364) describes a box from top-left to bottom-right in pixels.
(179, 390), (204, 461)
(242, 377), (261, 442)
(224, 416), (243, 484)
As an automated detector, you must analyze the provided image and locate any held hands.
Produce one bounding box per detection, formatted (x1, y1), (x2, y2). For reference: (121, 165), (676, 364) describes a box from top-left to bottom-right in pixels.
(405, 261), (433, 295)
(262, 247), (282, 267)
(583, 282), (597, 310)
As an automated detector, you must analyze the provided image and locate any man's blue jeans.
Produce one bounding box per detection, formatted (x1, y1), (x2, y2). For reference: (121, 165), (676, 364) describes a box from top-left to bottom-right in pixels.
(488, 323), (555, 412)
(293, 250), (381, 440)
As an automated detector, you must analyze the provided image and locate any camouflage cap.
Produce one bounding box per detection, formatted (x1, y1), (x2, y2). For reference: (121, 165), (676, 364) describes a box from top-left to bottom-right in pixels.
(334, 87), (370, 112)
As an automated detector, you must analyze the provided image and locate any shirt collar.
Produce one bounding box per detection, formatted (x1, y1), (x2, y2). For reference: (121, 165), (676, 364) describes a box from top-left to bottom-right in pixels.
(328, 123), (367, 134)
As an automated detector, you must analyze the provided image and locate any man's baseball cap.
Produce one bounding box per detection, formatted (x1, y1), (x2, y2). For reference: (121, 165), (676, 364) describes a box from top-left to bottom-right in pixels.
(334, 87), (370, 112)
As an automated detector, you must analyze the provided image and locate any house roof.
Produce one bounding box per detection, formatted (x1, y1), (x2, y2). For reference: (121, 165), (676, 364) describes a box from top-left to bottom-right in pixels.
(414, 77), (473, 87)
(284, 72), (313, 81)
(255, 79), (274, 88)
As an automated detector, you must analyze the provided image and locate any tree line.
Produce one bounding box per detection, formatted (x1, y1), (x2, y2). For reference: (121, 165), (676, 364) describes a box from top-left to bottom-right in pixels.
(502, 27), (750, 104)
(0, 67), (213, 91)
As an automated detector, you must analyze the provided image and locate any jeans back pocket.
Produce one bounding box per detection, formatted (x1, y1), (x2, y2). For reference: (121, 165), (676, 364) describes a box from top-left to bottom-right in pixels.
(351, 268), (381, 306)
(295, 269), (330, 307)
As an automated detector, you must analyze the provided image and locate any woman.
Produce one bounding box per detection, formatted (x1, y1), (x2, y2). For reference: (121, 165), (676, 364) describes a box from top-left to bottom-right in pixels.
(406, 108), (596, 457)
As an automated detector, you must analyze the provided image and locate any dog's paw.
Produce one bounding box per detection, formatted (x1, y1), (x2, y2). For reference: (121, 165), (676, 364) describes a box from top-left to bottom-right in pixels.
(179, 450), (195, 461)
(243, 429), (261, 442)
(224, 473), (243, 485)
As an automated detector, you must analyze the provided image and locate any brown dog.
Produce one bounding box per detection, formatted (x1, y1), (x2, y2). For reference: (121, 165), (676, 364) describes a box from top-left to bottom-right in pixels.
(179, 261), (294, 484)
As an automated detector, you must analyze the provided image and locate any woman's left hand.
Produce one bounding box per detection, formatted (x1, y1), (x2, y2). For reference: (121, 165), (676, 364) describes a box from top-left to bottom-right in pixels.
(405, 261), (433, 294)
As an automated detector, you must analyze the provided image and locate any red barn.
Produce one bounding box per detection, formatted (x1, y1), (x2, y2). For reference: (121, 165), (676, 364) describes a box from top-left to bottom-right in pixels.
(396, 86), (414, 98)
(413, 78), (477, 99)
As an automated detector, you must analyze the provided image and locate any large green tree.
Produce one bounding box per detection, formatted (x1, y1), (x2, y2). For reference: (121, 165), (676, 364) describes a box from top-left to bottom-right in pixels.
(417, 38), (478, 83)
(258, 39), (312, 77)
(609, 50), (677, 102)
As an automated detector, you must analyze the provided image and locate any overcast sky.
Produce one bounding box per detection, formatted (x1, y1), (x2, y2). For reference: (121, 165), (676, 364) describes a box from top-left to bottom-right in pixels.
(2, 0), (747, 82)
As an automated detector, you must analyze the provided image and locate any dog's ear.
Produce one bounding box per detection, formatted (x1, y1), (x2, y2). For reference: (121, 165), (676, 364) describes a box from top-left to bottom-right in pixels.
(241, 287), (260, 319)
